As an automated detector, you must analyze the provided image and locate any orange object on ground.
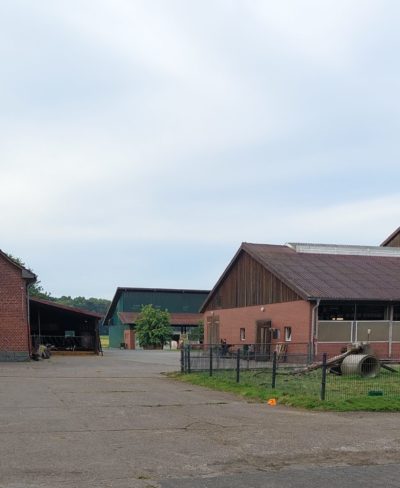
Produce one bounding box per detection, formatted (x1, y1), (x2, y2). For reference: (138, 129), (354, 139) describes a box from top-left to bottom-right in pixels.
(267, 398), (277, 406)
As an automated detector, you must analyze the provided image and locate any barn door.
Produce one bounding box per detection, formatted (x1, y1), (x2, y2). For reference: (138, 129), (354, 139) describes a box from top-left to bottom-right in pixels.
(206, 315), (220, 345)
(256, 320), (271, 360)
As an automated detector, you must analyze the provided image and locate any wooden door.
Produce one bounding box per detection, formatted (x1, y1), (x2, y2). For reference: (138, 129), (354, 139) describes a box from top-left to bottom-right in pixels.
(206, 316), (220, 345)
(256, 320), (271, 360)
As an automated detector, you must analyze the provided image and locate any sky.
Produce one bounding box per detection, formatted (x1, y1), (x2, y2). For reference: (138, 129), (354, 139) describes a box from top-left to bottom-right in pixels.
(1, 0), (400, 299)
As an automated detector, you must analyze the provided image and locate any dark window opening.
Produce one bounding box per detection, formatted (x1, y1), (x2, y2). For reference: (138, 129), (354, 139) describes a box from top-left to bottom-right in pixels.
(318, 303), (355, 321)
(393, 305), (400, 321)
(356, 304), (386, 321)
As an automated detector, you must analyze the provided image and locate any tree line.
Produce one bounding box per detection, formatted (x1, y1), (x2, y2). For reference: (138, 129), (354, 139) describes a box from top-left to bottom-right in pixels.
(7, 253), (111, 316)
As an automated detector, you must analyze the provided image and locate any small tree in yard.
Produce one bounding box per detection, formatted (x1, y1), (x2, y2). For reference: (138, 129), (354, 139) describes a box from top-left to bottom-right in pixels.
(188, 320), (204, 343)
(135, 304), (172, 349)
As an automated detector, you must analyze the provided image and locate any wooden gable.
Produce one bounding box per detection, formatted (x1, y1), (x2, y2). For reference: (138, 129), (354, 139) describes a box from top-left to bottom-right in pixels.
(203, 250), (301, 311)
(382, 227), (400, 248)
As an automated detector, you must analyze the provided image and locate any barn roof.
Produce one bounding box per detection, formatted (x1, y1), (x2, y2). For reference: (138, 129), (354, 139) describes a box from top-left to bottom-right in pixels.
(201, 242), (400, 310)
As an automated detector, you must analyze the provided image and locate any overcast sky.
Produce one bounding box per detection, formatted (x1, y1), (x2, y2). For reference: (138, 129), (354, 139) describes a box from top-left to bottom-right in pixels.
(1, 0), (400, 299)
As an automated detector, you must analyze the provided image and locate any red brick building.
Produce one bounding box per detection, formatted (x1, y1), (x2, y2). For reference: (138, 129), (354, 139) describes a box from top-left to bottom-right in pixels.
(0, 250), (36, 361)
(201, 239), (400, 360)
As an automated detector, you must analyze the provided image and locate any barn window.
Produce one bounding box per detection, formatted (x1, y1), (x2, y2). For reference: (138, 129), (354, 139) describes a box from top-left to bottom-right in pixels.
(271, 328), (280, 340)
(284, 327), (292, 342)
(240, 328), (246, 341)
(356, 304), (386, 321)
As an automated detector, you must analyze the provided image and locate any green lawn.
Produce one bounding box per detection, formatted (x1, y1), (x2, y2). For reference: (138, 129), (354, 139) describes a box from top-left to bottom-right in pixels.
(171, 368), (400, 411)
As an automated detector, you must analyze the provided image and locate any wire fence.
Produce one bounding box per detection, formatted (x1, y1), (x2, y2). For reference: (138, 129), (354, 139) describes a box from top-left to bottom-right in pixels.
(181, 343), (400, 403)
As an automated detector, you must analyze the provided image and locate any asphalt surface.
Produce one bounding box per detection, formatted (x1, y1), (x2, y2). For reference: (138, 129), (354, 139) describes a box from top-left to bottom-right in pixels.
(0, 350), (399, 488)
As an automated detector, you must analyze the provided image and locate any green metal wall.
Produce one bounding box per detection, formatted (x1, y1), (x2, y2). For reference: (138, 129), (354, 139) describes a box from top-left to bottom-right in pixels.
(119, 290), (207, 313)
(109, 324), (128, 348)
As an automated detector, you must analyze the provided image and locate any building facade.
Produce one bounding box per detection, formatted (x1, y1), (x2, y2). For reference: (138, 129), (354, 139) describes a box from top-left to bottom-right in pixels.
(104, 288), (209, 348)
(0, 250), (36, 361)
(201, 240), (400, 359)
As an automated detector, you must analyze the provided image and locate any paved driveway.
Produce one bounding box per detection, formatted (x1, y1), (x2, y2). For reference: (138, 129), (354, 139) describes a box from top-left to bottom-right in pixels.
(0, 350), (399, 488)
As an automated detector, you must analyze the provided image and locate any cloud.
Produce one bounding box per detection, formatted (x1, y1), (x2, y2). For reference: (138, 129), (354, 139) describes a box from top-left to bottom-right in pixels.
(0, 1), (400, 295)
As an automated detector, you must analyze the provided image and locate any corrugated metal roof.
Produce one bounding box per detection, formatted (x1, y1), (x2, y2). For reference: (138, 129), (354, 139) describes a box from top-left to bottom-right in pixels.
(243, 243), (400, 301)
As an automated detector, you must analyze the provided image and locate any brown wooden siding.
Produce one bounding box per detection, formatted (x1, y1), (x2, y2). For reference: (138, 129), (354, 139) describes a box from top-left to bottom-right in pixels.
(384, 233), (400, 247)
(205, 251), (301, 311)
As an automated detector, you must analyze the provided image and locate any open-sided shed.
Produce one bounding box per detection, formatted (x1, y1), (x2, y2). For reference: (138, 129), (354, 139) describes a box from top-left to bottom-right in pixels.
(30, 298), (102, 354)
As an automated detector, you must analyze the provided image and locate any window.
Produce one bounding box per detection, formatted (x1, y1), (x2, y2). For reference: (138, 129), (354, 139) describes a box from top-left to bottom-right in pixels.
(284, 327), (292, 342)
(318, 303), (355, 321)
(240, 328), (246, 341)
(356, 304), (386, 321)
(271, 328), (280, 340)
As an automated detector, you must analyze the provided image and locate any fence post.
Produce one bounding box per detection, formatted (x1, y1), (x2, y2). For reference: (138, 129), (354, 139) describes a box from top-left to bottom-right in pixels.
(236, 349), (241, 383)
(272, 350), (277, 388)
(180, 347), (184, 373)
(320, 353), (327, 401)
(187, 344), (191, 374)
(209, 345), (213, 377)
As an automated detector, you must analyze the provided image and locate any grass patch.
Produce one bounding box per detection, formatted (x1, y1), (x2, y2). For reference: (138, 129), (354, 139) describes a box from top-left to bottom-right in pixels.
(170, 368), (400, 411)
(100, 335), (109, 349)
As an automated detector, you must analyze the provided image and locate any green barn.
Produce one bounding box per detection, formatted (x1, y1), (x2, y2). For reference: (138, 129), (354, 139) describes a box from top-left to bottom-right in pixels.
(104, 288), (209, 348)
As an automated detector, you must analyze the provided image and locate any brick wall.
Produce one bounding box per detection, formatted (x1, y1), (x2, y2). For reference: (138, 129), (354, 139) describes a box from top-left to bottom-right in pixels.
(204, 300), (312, 353)
(0, 256), (30, 359)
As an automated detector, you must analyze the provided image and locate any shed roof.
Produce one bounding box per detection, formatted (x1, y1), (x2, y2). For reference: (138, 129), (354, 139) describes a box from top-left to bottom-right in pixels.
(202, 242), (400, 310)
(30, 297), (103, 319)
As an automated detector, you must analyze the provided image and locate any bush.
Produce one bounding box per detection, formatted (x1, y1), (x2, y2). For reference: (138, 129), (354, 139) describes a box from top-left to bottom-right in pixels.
(135, 304), (172, 348)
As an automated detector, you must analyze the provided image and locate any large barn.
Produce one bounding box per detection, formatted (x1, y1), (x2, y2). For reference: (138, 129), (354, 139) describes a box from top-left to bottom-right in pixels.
(201, 234), (400, 360)
(104, 287), (209, 348)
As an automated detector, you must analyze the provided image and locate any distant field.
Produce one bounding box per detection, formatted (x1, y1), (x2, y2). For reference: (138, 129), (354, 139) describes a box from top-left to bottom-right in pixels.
(100, 336), (109, 348)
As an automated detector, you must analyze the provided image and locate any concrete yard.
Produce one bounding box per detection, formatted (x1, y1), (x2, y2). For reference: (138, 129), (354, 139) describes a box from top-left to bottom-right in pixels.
(0, 350), (399, 488)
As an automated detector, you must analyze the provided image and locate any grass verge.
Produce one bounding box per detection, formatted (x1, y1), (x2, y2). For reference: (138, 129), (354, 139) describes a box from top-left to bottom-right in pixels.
(169, 369), (400, 411)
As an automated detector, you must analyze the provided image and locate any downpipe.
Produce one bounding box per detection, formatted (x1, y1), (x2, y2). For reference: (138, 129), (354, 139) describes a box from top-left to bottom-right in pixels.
(310, 299), (320, 362)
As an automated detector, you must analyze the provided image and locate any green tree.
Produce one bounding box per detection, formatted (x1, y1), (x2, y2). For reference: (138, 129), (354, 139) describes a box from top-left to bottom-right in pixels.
(135, 304), (172, 348)
(188, 320), (204, 343)
(5, 252), (110, 314)
(5, 253), (52, 300)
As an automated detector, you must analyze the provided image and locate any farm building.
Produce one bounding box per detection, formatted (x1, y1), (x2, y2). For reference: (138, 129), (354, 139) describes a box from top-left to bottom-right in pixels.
(30, 298), (102, 354)
(201, 238), (400, 360)
(381, 226), (400, 248)
(104, 287), (209, 348)
(0, 250), (36, 361)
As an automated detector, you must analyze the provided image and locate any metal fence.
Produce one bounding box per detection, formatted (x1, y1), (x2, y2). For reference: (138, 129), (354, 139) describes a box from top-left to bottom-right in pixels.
(181, 344), (400, 403)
